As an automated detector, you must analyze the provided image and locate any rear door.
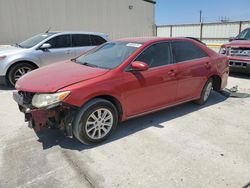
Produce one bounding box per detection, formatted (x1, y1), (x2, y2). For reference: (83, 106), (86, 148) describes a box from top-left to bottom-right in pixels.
(171, 40), (211, 102)
(38, 34), (74, 66)
(71, 34), (95, 57)
(122, 42), (178, 116)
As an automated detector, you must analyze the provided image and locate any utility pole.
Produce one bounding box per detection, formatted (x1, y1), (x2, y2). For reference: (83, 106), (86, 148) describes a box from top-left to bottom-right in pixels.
(219, 16), (230, 23)
(199, 10), (202, 23)
(199, 10), (203, 41)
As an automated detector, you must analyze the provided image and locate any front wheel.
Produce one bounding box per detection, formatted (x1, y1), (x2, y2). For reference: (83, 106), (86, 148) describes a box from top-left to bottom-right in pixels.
(8, 63), (36, 86)
(194, 78), (213, 105)
(73, 98), (118, 145)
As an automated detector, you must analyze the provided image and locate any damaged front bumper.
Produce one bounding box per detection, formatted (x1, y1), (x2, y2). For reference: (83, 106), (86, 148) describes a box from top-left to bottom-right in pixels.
(13, 91), (77, 136)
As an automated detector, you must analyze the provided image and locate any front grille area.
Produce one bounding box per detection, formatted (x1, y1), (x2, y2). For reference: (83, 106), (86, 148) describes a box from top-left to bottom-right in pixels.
(18, 91), (35, 105)
(229, 60), (249, 68)
(228, 48), (250, 57)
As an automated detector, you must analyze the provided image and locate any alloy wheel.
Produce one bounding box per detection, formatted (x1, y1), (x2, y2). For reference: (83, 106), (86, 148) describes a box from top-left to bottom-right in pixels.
(13, 67), (32, 82)
(204, 82), (213, 101)
(85, 108), (113, 140)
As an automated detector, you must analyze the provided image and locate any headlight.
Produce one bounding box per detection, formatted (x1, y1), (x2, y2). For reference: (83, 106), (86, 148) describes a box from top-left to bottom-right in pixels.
(219, 47), (227, 54)
(0, 55), (7, 61)
(32, 91), (70, 108)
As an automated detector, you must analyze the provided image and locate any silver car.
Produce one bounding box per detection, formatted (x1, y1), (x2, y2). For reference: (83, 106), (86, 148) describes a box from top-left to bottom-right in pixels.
(0, 31), (109, 86)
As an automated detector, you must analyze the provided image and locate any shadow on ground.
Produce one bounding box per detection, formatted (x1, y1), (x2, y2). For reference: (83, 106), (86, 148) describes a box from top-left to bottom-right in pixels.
(37, 91), (228, 151)
(229, 72), (250, 79)
(0, 84), (14, 91)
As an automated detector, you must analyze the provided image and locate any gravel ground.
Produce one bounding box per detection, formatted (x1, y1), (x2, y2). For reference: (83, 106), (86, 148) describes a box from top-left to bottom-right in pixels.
(0, 74), (249, 188)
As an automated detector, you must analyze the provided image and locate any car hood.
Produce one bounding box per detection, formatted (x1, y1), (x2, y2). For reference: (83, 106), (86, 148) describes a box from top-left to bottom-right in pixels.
(222, 40), (250, 48)
(0, 45), (25, 56)
(16, 61), (109, 93)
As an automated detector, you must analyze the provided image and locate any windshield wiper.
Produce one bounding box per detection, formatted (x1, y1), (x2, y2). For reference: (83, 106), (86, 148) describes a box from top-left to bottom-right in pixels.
(235, 38), (247, 40)
(14, 43), (23, 48)
(81, 62), (99, 68)
(73, 59), (105, 69)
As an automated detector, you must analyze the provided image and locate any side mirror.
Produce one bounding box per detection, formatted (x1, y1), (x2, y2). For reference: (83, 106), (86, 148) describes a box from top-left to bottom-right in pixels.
(130, 61), (149, 71)
(40, 43), (51, 50)
(228, 37), (235, 42)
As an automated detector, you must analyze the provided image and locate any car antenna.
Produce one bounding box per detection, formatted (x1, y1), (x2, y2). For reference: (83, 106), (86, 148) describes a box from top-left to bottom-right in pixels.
(45, 27), (51, 33)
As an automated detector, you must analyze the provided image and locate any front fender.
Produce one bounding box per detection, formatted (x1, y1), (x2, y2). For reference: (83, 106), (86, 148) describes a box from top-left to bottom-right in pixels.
(2, 55), (40, 75)
(63, 89), (124, 109)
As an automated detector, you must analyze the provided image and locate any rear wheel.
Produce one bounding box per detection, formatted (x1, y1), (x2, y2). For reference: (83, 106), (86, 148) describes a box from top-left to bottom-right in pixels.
(73, 98), (118, 145)
(194, 78), (213, 105)
(8, 63), (36, 86)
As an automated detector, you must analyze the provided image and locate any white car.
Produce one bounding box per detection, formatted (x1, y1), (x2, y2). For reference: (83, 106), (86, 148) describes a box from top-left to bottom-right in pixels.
(0, 31), (109, 86)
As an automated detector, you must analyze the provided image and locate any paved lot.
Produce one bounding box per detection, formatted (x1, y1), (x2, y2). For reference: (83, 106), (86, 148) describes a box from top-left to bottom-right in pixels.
(0, 74), (250, 188)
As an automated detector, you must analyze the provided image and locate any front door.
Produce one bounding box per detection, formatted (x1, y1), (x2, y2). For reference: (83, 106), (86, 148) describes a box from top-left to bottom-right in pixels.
(122, 42), (178, 116)
(38, 34), (75, 66)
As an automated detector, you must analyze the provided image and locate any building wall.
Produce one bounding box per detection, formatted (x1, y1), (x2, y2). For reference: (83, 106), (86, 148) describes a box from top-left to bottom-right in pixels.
(0, 0), (155, 44)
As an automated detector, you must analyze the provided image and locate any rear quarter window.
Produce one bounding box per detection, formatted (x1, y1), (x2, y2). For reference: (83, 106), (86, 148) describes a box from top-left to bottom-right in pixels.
(171, 41), (208, 63)
(90, 35), (107, 46)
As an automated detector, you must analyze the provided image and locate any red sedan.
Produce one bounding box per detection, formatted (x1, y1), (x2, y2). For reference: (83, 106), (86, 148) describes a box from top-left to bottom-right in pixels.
(13, 37), (229, 145)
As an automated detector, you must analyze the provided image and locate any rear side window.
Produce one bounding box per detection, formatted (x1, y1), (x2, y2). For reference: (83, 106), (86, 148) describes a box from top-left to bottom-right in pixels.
(90, 35), (107, 45)
(47, 35), (71, 48)
(134, 42), (172, 68)
(72, 34), (92, 47)
(171, 41), (208, 63)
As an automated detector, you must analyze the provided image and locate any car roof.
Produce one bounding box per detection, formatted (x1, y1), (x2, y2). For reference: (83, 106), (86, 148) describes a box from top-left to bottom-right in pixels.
(114, 37), (196, 44)
(47, 31), (108, 37)
(114, 37), (216, 56)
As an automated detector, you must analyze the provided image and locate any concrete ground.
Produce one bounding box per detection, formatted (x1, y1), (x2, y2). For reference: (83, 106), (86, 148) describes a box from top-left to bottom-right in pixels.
(0, 74), (249, 188)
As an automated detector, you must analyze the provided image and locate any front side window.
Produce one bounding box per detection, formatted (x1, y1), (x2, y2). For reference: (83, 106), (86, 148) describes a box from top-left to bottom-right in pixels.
(72, 34), (92, 47)
(75, 42), (139, 69)
(134, 42), (172, 68)
(171, 41), (208, 63)
(19, 33), (55, 48)
(46, 35), (71, 48)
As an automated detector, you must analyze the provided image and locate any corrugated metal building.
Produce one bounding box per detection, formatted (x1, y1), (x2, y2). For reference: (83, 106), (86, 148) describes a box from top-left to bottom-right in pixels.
(0, 0), (156, 44)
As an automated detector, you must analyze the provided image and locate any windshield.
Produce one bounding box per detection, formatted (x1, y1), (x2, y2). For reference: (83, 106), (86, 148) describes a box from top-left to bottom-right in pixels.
(18, 33), (55, 48)
(75, 42), (142, 69)
(235, 29), (250, 40)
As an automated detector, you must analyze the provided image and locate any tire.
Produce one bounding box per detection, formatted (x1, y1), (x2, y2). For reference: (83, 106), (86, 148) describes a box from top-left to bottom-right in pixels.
(194, 78), (213, 105)
(73, 98), (118, 145)
(8, 63), (36, 87)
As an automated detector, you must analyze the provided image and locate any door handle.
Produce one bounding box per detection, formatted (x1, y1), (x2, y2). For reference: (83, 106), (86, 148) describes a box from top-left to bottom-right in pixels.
(204, 62), (211, 69)
(168, 69), (176, 76)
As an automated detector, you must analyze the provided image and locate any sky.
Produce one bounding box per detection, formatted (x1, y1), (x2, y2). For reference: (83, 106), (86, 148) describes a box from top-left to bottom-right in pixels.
(155, 0), (250, 25)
